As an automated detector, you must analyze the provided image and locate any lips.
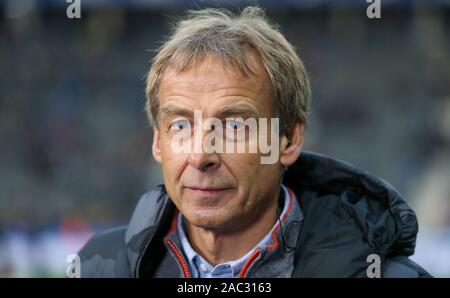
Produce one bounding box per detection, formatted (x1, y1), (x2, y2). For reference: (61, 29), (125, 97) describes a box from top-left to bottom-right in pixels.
(184, 186), (233, 198)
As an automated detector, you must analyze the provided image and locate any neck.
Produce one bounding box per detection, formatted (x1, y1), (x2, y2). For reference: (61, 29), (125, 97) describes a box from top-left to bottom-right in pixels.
(185, 190), (281, 266)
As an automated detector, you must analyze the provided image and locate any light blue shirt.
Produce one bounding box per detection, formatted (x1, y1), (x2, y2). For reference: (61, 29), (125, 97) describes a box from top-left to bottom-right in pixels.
(177, 184), (293, 278)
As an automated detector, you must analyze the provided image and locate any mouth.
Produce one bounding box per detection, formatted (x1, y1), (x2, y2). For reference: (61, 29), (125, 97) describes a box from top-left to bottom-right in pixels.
(184, 186), (234, 198)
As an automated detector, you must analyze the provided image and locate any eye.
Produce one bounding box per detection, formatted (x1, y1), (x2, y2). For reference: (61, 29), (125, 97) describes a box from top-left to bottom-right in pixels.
(170, 119), (190, 131)
(225, 119), (244, 130)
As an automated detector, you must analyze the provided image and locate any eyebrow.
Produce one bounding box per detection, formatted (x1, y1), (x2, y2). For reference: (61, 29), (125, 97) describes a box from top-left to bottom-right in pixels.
(160, 103), (260, 120)
(215, 104), (260, 120)
(160, 104), (193, 119)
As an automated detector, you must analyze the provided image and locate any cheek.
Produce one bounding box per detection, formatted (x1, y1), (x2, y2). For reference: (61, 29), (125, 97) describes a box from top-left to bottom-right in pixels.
(159, 136), (188, 190)
(223, 153), (264, 187)
(233, 155), (280, 193)
(160, 132), (186, 164)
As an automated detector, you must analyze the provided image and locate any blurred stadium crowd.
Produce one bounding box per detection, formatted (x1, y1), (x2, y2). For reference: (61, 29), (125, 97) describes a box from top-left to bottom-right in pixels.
(0, 0), (449, 277)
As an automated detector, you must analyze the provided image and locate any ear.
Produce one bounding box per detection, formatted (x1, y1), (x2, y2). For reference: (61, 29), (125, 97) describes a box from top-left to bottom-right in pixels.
(152, 129), (162, 164)
(280, 123), (304, 167)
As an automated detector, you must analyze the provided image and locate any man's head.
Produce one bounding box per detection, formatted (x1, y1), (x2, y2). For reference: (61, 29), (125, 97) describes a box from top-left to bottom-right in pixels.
(146, 7), (311, 232)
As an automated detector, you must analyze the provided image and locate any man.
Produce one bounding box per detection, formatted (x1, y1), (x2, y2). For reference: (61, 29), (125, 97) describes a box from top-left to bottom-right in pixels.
(78, 7), (431, 278)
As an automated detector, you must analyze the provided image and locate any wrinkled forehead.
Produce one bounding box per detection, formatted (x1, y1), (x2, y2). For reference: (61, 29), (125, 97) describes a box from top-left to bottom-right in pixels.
(159, 54), (274, 105)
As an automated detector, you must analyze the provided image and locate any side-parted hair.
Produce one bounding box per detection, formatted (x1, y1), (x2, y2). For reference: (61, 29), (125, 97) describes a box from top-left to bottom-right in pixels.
(145, 6), (311, 136)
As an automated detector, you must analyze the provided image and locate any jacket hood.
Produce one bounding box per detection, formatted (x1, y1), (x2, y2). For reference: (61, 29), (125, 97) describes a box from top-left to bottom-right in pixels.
(284, 151), (418, 258)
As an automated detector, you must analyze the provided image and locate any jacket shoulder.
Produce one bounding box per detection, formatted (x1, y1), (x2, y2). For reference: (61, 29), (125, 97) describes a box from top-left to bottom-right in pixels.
(78, 226), (131, 277)
(383, 256), (433, 278)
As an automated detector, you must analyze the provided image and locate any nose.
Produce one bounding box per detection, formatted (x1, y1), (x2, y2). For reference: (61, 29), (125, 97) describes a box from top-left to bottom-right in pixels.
(187, 126), (221, 172)
(188, 151), (220, 172)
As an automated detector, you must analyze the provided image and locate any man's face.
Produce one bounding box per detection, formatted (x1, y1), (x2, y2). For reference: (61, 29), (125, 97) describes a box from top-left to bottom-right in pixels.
(153, 55), (284, 232)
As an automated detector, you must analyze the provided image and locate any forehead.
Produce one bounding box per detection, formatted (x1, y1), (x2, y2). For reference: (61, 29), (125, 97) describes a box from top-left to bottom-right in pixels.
(159, 54), (273, 103)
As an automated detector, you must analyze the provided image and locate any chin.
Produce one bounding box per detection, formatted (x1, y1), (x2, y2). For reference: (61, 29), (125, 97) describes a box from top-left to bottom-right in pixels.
(184, 208), (229, 230)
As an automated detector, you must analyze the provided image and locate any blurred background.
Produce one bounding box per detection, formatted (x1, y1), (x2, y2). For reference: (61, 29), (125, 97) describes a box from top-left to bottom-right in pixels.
(0, 0), (449, 277)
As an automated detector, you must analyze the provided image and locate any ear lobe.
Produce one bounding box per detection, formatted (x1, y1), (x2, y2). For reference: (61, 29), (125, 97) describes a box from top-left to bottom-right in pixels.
(152, 129), (162, 164)
(280, 123), (304, 167)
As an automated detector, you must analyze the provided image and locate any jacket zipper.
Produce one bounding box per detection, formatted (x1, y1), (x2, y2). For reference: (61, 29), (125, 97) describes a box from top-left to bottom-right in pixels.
(238, 248), (261, 278)
(166, 239), (192, 278)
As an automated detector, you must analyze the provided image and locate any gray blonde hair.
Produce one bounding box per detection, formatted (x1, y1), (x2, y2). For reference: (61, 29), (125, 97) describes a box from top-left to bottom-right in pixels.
(145, 6), (311, 136)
